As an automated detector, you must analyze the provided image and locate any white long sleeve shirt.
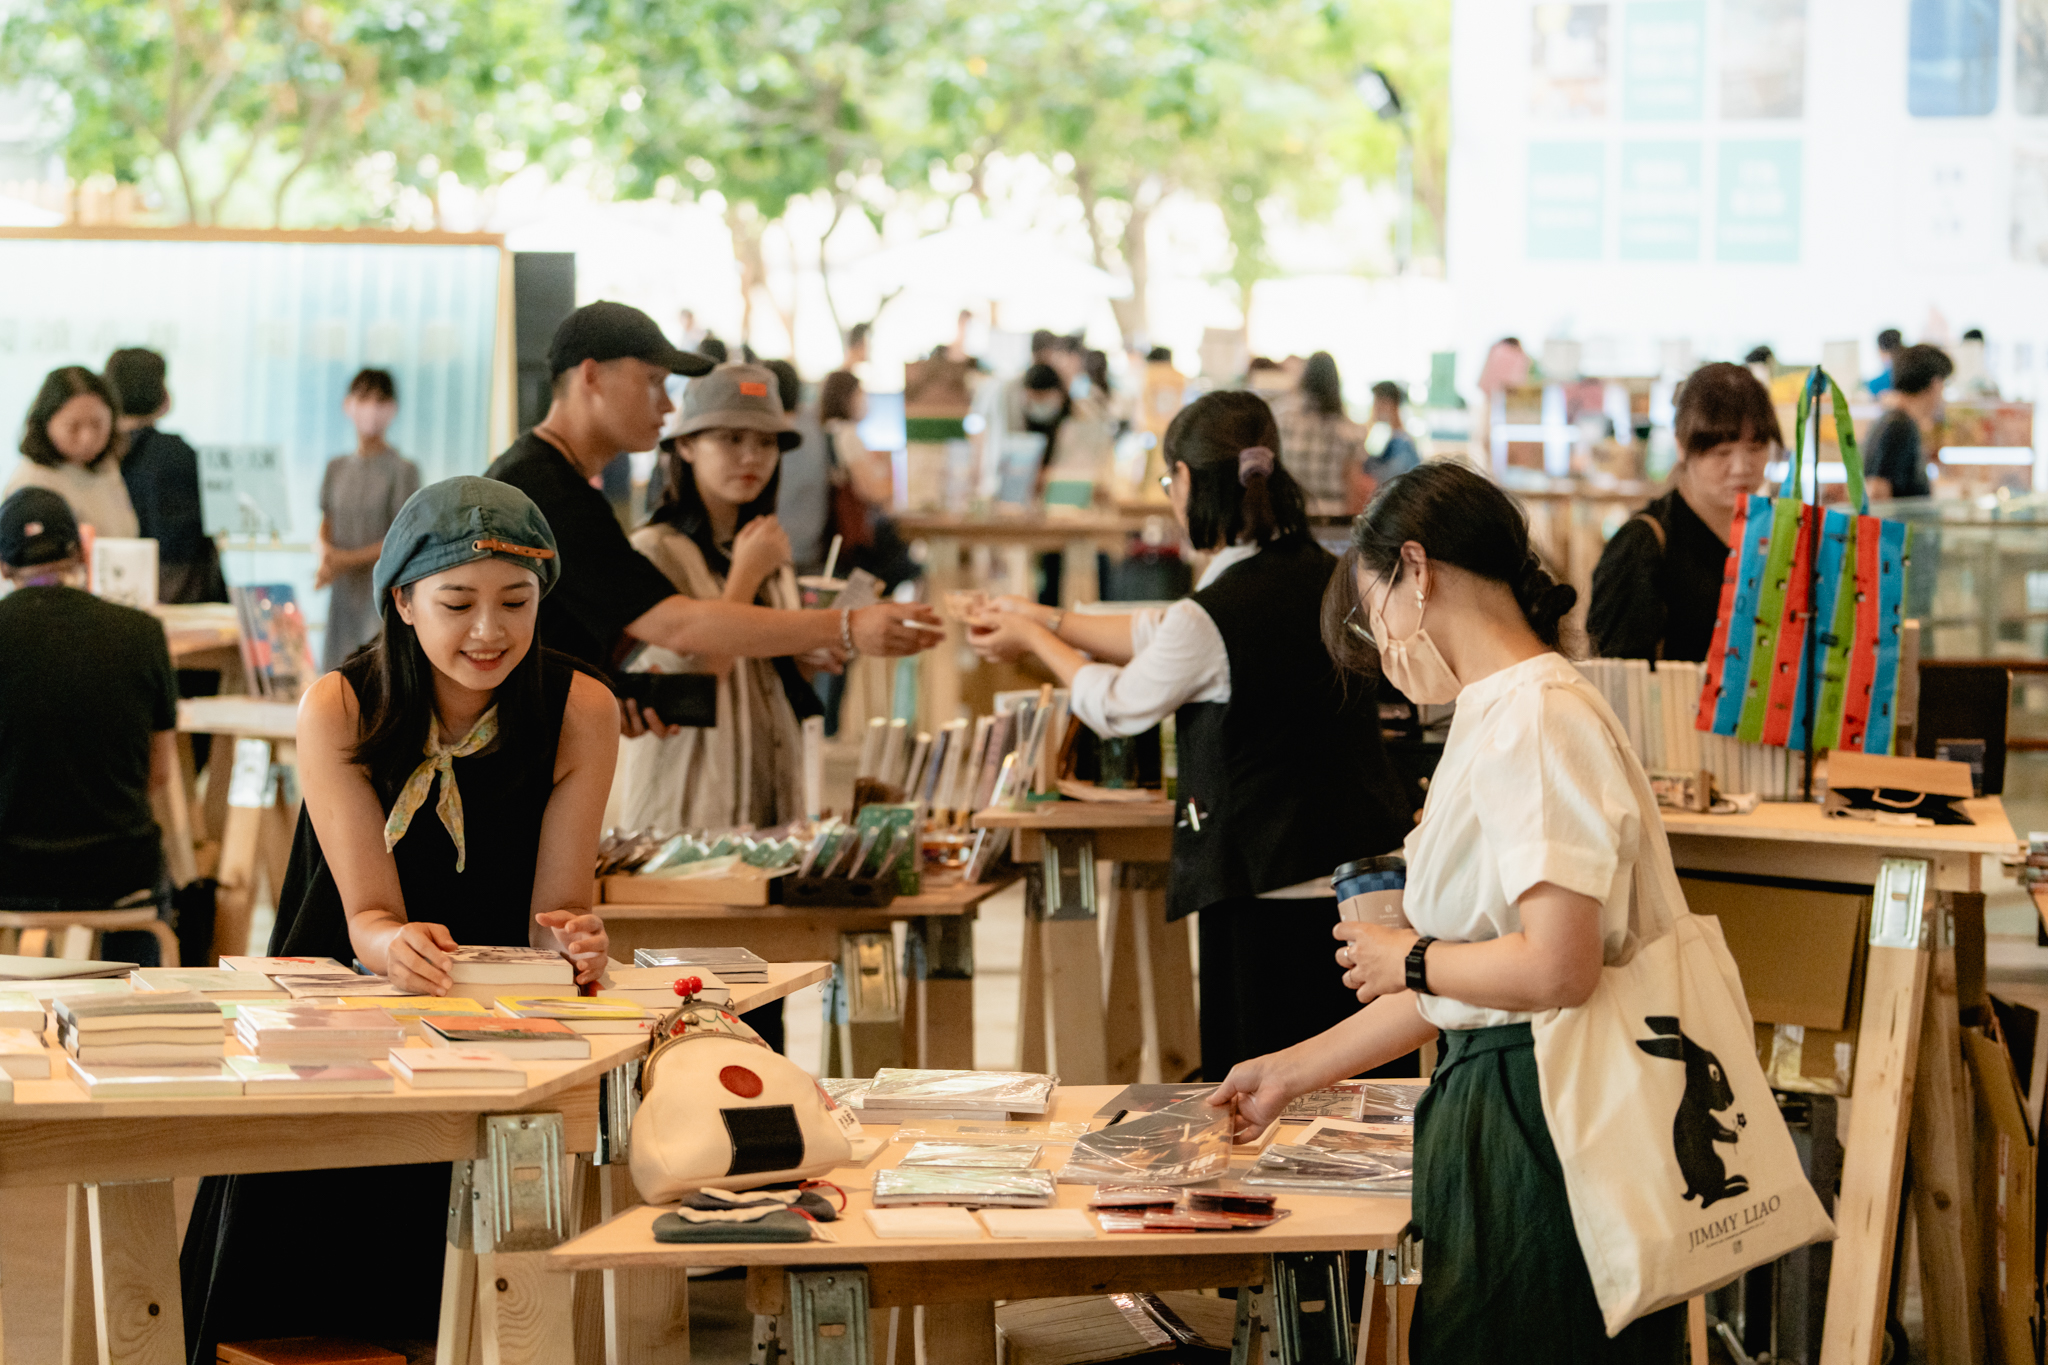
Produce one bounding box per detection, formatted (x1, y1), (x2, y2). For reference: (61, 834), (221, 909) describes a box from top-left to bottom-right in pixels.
(1067, 543), (1325, 900)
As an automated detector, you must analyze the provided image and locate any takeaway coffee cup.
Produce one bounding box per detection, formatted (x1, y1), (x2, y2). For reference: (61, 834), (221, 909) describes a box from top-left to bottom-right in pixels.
(1331, 854), (1408, 929)
(797, 575), (847, 609)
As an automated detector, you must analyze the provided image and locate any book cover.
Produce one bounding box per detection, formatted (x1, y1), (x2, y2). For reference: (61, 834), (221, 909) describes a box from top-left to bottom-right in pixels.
(343, 995), (490, 1019)
(388, 1047), (526, 1088)
(71, 1042), (229, 1066)
(226, 1056), (394, 1094)
(0, 1026), (51, 1079)
(56, 992), (221, 1030)
(0, 954), (139, 982)
(235, 1005), (405, 1037)
(220, 956), (354, 977)
(421, 1016), (590, 1059)
(66, 1058), (243, 1097)
(446, 946), (575, 984)
(275, 975), (408, 998)
(131, 968), (285, 998)
(492, 996), (652, 1032)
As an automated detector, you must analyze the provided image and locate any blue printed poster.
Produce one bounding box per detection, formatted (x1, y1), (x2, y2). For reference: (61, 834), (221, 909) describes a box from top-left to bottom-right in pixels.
(1717, 140), (1803, 262)
(1527, 142), (1607, 260)
(1623, 1), (1706, 120)
(1619, 142), (1703, 259)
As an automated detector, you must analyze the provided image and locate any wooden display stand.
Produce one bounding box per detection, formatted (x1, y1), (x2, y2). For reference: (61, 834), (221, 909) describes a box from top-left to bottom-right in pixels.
(170, 696), (302, 959)
(549, 1082), (1420, 1365)
(0, 967), (824, 1365)
(971, 800), (1193, 1086)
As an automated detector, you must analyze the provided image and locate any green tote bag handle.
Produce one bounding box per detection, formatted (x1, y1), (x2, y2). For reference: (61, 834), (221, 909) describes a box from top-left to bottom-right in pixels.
(1788, 366), (1868, 514)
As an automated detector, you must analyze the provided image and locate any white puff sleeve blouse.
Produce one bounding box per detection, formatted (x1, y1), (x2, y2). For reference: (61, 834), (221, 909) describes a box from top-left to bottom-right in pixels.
(1401, 651), (1645, 1031)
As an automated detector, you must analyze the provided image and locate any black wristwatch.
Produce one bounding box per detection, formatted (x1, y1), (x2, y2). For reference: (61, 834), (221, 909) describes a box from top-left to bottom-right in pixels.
(1405, 936), (1437, 995)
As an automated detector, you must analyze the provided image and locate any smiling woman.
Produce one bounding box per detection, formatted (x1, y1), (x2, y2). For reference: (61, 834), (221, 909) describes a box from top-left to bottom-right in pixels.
(179, 476), (622, 1359)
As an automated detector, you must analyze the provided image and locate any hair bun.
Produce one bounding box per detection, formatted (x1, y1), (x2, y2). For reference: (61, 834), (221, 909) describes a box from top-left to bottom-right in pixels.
(1513, 554), (1578, 637)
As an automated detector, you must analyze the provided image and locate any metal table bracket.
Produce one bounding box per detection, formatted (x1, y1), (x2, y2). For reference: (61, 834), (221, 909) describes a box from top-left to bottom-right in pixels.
(1039, 830), (1098, 921)
(1870, 858), (1932, 950)
(472, 1112), (568, 1253)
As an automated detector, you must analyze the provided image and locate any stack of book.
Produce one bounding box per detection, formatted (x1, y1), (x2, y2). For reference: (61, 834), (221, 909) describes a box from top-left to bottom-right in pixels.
(449, 946), (578, 992)
(855, 1068), (1057, 1124)
(67, 1059), (242, 1097)
(235, 1005), (406, 1063)
(871, 1166), (1057, 1208)
(633, 947), (767, 984)
(605, 965), (733, 1009)
(276, 974), (409, 999)
(55, 991), (223, 1066)
(419, 1015), (589, 1059)
(0, 991), (41, 1030)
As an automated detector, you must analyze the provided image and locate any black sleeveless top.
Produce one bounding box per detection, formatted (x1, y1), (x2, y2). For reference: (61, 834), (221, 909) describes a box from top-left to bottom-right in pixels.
(1169, 538), (1412, 921)
(269, 650), (579, 960)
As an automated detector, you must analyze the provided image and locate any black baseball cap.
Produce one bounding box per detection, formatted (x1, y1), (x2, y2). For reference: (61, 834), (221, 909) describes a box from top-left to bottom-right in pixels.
(548, 301), (714, 379)
(0, 487), (81, 568)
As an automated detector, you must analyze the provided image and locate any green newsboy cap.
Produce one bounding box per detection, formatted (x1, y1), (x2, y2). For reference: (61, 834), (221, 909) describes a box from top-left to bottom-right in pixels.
(373, 476), (560, 600)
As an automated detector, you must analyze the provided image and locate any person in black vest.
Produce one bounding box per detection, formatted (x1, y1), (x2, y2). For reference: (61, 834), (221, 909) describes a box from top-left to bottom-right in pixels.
(965, 390), (1414, 1078)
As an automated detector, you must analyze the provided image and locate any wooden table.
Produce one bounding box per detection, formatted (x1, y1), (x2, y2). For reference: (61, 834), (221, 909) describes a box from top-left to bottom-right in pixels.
(1661, 798), (2020, 1365)
(153, 602), (241, 673)
(0, 964), (826, 1365)
(599, 874), (1021, 1077)
(548, 1081), (1424, 1365)
(972, 800), (1189, 1086)
(170, 696), (303, 958)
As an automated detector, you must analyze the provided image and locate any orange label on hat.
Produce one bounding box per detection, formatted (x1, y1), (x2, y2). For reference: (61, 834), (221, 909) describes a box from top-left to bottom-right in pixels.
(739, 381), (768, 397)
(473, 538), (556, 560)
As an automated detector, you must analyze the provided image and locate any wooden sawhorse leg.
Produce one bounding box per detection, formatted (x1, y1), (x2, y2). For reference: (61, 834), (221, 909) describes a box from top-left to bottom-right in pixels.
(1019, 832), (1108, 1084)
(1821, 857), (1938, 1365)
(822, 931), (904, 1078)
(437, 1113), (576, 1365)
(60, 1179), (187, 1365)
(1233, 1252), (1355, 1365)
(905, 915), (976, 1070)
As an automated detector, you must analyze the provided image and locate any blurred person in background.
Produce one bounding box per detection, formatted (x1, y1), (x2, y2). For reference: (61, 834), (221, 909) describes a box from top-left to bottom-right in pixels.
(843, 320), (872, 372)
(0, 488), (177, 964)
(1864, 344), (1953, 502)
(766, 359), (833, 575)
(1351, 379), (1420, 511)
(1278, 350), (1365, 511)
(1868, 327), (1903, 396)
(317, 368), (421, 671)
(107, 347), (225, 603)
(6, 365), (136, 538)
(1588, 362), (1777, 661)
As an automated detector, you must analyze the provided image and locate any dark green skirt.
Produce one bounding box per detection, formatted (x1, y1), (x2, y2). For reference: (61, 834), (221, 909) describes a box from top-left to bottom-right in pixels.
(1409, 1023), (1686, 1365)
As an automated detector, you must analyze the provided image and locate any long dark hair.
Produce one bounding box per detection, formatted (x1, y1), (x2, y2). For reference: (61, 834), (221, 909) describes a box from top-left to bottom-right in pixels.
(647, 431), (784, 572)
(348, 585), (549, 800)
(1322, 462), (1578, 674)
(1165, 391), (1309, 551)
(1299, 351), (1345, 417)
(819, 371), (862, 425)
(21, 366), (125, 470)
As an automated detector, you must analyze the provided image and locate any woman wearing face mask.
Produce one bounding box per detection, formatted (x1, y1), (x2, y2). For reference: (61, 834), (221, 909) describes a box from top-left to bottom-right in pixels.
(966, 391), (1413, 1079)
(1210, 462), (1686, 1364)
(1589, 362), (1776, 661)
(618, 364), (823, 833)
(182, 477), (617, 1360)
(6, 365), (138, 537)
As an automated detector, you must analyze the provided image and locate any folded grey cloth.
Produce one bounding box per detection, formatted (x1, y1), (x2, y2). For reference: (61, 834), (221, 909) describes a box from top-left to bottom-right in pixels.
(653, 1209), (812, 1243)
(678, 1186), (839, 1222)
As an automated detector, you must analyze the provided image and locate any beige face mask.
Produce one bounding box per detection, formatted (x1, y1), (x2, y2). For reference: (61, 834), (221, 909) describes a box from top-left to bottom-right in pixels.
(1374, 581), (1462, 705)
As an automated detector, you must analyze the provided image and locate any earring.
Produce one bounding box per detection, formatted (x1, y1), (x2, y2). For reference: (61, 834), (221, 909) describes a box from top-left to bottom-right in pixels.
(1414, 588), (1425, 608)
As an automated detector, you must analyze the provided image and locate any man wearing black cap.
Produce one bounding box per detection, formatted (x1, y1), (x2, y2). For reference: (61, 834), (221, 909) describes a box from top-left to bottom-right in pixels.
(487, 300), (936, 735)
(0, 488), (180, 955)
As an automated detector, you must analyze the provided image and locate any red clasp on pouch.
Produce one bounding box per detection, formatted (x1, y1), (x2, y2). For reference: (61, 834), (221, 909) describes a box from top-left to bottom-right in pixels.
(672, 976), (704, 1001)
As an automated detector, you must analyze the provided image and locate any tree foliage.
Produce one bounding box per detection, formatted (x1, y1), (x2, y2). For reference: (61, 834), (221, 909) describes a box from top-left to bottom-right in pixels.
(3, 0), (1450, 328)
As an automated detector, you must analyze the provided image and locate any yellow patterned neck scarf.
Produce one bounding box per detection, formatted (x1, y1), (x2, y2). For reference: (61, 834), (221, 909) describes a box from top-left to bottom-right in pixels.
(383, 706), (498, 873)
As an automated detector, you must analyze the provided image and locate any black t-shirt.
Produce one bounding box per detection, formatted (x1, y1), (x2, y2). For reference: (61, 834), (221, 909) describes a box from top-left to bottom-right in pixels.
(1864, 408), (1929, 499)
(121, 427), (209, 563)
(1588, 490), (1731, 663)
(0, 586), (177, 898)
(484, 432), (673, 680)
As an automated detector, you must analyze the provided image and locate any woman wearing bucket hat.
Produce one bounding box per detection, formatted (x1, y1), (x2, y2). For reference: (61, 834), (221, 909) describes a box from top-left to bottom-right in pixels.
(181, 476), (620, 1358)
(617, 363), (824, 833)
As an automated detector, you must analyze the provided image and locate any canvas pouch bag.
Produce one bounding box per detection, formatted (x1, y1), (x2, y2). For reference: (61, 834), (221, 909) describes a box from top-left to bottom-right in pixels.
(630, 996), (853, 1202)
(1530, 691), (1835, 1335)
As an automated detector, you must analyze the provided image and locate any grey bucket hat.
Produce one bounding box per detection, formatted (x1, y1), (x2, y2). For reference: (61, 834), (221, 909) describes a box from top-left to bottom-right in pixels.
(666, 363), (801, 451)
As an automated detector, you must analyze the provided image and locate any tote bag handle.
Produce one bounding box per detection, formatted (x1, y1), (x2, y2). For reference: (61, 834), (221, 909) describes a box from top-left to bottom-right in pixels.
(1789, 366), (1868, 515)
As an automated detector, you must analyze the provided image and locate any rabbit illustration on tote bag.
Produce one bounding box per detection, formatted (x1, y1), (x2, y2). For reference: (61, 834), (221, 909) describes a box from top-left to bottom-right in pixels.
(1530, 681), (1833, 1336)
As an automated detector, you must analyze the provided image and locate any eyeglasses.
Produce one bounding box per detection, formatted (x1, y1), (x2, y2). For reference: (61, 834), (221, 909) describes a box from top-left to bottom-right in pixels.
(1344, 605), (1376, 649)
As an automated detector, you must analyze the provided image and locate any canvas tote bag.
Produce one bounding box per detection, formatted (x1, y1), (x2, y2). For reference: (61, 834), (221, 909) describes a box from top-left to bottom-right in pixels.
(1531, 686), (1834, 1335)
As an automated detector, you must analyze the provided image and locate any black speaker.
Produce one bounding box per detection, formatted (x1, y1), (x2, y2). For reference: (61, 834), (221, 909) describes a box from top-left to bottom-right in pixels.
(512, 252), (576, 432)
